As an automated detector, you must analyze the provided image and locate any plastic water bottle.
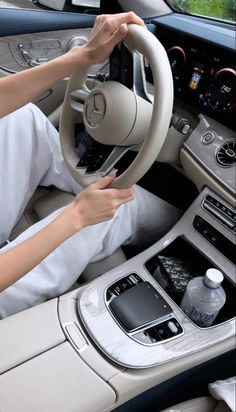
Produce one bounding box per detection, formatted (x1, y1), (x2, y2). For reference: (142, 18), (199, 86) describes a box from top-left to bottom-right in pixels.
(180, 268), (226, 327)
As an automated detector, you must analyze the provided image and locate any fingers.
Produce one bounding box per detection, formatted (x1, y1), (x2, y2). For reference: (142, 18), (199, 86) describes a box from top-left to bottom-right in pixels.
(108, 187), (134, 201)
(90, 175), (134, 197)
(70, 175), (135, 229)
(114, 192), (134, 208)
(97, 12), (145, 30)
(91, 173), (116, 190)
(93, 12), (145, 40)
(89, 175), (134, 204)
(101, 189), (134, 220)
(102, 187), (134, 213)
(97, 12), (145, 56)
(84, 12), (145, 66)
(114, 11), (145, 27)
(106, 24), (128, 49)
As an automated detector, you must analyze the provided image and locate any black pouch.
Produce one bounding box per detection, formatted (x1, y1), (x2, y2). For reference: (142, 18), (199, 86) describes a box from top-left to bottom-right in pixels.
(154, 255), (196, 295)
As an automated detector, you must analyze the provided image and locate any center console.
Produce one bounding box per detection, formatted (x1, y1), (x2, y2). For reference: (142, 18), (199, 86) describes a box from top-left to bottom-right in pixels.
(75, 187), (235, 369)
(0, 111), (235, 409)
(0, 186), (235, 411)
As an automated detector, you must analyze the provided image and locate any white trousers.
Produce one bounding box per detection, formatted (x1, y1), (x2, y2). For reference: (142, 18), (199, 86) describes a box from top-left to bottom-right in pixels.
(0, 104), (181, 318)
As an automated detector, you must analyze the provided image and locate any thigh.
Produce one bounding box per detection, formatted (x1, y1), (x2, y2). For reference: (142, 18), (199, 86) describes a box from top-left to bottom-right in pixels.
(0, 105), (51, 242)
(0, 104), (82, 243)
(0, 183), (181, 319)
(0, 198), (136, 318)
(1, 107), (32, 241)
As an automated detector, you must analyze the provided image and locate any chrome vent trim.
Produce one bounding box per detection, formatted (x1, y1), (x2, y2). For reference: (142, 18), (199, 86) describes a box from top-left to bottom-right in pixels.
(216, 140), (236, 167)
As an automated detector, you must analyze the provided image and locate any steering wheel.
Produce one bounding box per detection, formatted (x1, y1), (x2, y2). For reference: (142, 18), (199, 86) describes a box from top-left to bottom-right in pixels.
(59, 24), (173, 188)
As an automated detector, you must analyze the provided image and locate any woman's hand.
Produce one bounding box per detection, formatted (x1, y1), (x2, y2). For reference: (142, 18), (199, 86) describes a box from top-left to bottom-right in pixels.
(0, 174), (134, 292)
(0, 12), (145, 118)
(62, 173), (134, 232)
(70, 12), (145, 67)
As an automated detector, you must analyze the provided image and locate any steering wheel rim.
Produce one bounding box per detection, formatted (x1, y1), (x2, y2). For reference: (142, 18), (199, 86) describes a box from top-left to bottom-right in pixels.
(59, 24), (173, 188)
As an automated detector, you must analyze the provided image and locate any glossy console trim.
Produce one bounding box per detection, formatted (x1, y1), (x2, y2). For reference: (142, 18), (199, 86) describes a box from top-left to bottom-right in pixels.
(183, 115), (236, 195)
(105, 276), (184, 347)
(78, 188), (235, 369)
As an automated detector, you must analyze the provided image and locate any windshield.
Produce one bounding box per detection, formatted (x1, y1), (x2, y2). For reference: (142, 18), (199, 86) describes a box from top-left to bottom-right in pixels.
(166, 0), (235, 23)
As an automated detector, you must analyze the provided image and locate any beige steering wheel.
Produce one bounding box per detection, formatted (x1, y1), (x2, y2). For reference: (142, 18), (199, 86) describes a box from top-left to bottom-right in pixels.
(59, 24), (173, 188)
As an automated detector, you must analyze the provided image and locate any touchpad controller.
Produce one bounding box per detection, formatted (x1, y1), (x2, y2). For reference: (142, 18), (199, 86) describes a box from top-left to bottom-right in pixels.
(110, 281), (173, 332)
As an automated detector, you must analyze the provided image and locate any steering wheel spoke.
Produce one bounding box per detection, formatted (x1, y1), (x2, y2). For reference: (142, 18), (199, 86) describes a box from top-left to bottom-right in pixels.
(69, 88), (90, 113)
(76, 140), (135, 176)
(97, 145), (135, 174)
(132, 52), (151, 103)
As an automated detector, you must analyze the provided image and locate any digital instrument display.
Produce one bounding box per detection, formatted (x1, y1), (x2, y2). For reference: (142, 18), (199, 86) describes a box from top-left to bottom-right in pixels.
(109, 27), (235, 129)
(150, 26), (236, 129)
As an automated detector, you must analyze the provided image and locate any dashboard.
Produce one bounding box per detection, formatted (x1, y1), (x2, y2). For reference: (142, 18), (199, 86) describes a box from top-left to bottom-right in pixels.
(109, 16), (236, 132)
(151, 21), (236, 131)
(108, 17), (235, 203)
(159, 31), (235, 129)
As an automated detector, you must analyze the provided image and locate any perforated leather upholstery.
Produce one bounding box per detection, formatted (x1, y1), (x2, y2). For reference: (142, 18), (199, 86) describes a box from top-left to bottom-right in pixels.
(160, 396), (230, 412)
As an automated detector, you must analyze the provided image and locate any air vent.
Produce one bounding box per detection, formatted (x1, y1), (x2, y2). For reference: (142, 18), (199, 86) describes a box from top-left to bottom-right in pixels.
(216, 140), (236, 167)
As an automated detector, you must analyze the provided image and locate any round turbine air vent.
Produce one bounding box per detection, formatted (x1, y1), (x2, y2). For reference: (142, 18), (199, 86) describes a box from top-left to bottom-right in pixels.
(216, 140), (236, 167)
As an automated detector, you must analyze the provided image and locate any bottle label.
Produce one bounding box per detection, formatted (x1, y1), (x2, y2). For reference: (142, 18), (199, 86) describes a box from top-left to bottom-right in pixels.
(187, 306), (219, 327)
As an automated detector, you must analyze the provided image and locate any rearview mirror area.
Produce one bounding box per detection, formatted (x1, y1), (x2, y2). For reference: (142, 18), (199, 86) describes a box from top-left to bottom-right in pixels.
(37, 0), (66, 10)
(36, 0), (100, 13)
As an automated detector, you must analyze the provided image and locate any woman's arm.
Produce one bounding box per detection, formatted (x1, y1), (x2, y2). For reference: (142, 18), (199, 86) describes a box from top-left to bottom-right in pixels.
(0, 12), (144, 118)
(0, 174), (134, 292)
(0, 12), (143, 292)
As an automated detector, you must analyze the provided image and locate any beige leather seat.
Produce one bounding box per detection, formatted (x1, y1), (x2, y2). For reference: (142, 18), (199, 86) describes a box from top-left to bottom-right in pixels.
(160, 396), (231, 412)
(10, 187), (126, 281)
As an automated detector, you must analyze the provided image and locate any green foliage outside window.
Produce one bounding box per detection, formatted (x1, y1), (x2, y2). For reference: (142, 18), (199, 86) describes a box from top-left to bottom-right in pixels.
(168, 0), (235, 22)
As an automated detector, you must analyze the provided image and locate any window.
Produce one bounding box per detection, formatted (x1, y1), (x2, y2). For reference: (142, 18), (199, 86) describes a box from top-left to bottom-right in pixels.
(166, 0), (235, 23)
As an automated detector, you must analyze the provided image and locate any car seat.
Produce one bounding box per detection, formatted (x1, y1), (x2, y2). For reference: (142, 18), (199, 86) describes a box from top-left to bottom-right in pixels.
(160, 376), (235, 412)
(160, 396), (230, 412)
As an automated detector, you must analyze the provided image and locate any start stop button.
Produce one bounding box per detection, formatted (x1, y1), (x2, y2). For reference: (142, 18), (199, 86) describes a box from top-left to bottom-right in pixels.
(201, 132), (215, 145)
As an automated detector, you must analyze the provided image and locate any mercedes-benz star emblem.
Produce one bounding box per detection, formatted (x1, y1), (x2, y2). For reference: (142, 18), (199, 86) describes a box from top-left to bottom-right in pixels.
(86, 93), (106, 127)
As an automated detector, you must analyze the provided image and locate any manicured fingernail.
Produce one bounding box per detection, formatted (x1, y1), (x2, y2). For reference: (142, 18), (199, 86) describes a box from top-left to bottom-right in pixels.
(108, 169), (118, 176)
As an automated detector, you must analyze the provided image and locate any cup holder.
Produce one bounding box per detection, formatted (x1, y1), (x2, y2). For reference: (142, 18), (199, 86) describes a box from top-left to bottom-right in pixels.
(145, 236), (235, 327)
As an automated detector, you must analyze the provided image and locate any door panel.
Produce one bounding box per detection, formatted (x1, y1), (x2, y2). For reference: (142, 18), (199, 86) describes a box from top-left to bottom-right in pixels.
(0, 9), (95, 37)
(0, 28), (91, 72)
(0, 9), (97, 117)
